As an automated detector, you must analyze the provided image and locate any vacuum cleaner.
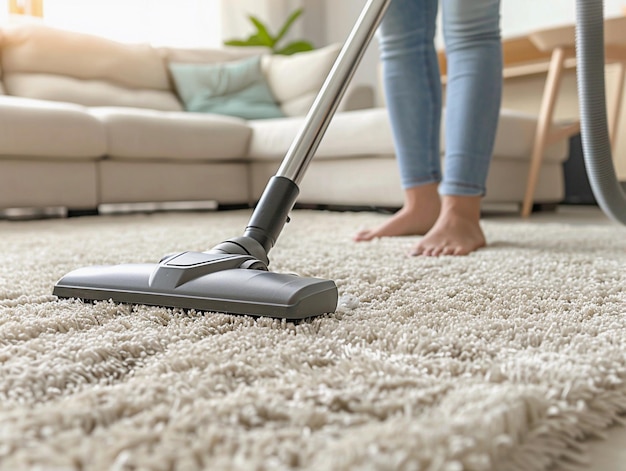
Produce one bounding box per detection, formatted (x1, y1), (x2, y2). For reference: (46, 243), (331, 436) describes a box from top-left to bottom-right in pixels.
(53, 0), (391, 320)
(53, 0), (626, 320)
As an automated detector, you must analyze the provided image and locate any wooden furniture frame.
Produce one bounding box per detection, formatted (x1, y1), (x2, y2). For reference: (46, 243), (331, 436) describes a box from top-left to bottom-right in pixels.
(439, 16), (626, 216)
(8, 0), (43, 17)
(520, 16), (626, 217)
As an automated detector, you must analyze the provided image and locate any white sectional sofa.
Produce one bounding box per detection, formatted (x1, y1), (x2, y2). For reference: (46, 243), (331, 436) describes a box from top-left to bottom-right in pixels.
(0, 23), (569, 215)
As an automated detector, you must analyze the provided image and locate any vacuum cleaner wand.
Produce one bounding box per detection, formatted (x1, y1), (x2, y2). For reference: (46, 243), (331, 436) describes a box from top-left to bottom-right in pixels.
(228, 0), (392, 260)
(53, 0), (393, 320)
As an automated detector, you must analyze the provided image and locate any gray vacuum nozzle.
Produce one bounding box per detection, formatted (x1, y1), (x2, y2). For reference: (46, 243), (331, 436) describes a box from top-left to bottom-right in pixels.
(53, 251), (338, 320)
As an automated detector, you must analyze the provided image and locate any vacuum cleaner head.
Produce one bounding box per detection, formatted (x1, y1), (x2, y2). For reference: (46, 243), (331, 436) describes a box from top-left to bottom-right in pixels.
(53, 251), (338, 320)
(53, 178), (339, 320)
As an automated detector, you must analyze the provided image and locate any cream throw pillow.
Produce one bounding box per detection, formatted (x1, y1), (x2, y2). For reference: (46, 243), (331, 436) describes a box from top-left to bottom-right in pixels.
(261, 44), (342, 116)
(169, 55), (284, 120)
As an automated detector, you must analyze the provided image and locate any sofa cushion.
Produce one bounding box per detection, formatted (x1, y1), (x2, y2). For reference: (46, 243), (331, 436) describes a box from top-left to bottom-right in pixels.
(0, 96), (106, 159)
(3, 73), (183, 111)
(88, 107), (251, 161)
(0, 24), (182, 110)
(1, 24), (169, 90)
(248, 108), (395, 160)
(261, 43), (342, 116)
(249, 107), (569, 163)
(169, 56), (284, 120)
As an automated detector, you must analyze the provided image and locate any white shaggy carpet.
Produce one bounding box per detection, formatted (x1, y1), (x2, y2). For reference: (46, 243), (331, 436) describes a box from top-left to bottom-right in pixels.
(0, 210), (624, 471)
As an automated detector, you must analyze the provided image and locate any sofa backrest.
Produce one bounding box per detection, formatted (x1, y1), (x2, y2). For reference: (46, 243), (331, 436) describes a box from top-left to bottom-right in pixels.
(0, 61), (5, 95)
(0, 24), (183, 111)
(0, 24), (343, 117)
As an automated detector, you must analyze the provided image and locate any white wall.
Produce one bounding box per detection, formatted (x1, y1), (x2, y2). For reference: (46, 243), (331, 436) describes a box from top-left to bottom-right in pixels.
(4, 0), (222, 47)
(307, 0), (626, 94)
(303, 0), (378, 97)
(318, 0), (378, 97)
(501, 0), (625, 38)
(220, 0), (308, 47)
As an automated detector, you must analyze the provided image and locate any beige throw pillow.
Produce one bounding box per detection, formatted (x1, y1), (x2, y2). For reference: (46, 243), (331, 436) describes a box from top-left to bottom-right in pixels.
(261, 43), (342, 116)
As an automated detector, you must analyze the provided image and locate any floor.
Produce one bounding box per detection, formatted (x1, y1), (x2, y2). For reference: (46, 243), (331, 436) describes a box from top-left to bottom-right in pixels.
(482, 203), (617, 225)
(563, 425), (626, 471)
(1, 204), (624, 469)
(490, 205), (626, 471)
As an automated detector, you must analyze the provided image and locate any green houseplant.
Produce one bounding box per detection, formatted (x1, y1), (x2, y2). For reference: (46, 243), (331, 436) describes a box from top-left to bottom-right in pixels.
(224, 8), (314, 56)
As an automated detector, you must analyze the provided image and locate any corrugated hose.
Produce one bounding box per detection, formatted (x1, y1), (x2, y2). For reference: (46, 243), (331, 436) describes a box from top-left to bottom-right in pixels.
(576, 0), (626, 224)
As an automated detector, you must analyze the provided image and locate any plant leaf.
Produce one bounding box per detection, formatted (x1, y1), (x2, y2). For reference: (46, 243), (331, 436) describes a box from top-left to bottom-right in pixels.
(248, 15), (275, 48)
(275, 8), (304, 45)
(223, 39), (268, 48)
(224, 8), (315, 55)
(275, 40), (315, 56)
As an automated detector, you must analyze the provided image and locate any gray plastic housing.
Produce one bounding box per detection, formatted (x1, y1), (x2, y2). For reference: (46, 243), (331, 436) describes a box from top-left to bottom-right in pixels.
(53, 252), (338, 320)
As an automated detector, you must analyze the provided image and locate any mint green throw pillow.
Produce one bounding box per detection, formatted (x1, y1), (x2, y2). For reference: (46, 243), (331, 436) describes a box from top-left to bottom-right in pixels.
(168, 56), (285, 120)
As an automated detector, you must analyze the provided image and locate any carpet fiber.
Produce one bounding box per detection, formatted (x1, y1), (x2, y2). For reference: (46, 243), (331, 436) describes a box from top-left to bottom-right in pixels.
(0, 210), (625, 471)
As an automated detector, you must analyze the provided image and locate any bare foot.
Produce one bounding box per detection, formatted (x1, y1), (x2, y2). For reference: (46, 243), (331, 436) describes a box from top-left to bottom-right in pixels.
(354, 183), (440, 241)
(410, 195), (486, 256)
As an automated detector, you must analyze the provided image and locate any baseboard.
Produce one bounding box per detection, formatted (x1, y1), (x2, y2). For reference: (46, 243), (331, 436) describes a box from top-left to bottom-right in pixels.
(98, 201), (219, 215)
(294, 203), (399, 214)
(0, 206), (67, 220)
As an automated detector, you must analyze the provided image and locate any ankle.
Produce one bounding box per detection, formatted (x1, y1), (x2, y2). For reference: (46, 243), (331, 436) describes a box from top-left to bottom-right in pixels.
(404, 183), (440, 211)
(440, 195), (482, 221)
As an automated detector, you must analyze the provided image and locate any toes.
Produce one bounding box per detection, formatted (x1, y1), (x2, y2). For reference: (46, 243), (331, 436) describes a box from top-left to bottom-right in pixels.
(409, 244), (425, 256)
(412, 243), (463, 257)
(353, 230), (373, 242)
(411, 243), (445, 256)
(410, 237), (483, 256)
(429, 246), (443, 257)
(441, 246), (456, 256)
(454, 246), (469, 256)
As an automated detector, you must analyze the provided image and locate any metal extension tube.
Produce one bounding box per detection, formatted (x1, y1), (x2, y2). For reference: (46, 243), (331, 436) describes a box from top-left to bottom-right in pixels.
(240, 0), (393, 257)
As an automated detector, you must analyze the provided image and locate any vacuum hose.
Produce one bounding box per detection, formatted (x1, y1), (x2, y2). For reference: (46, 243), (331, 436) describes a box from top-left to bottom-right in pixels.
(575, 0), (626, 224)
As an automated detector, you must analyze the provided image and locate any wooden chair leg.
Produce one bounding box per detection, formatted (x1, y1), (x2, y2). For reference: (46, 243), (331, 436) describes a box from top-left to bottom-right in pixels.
(521, 47), (568, 218)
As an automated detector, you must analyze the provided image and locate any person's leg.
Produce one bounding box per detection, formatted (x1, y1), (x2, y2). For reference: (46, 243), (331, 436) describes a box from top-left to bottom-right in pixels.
(412, 0), (502, 255)
(355, 0), (442, 241)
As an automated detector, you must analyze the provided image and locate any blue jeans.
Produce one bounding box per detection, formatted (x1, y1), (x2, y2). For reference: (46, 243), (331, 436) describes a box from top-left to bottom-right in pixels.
(378, 0), (502, 196)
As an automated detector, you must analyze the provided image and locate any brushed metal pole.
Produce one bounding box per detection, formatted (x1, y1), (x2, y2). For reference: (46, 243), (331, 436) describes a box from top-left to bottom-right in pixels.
(240, 0), (392, 256)
(276, 0), (392, 184)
